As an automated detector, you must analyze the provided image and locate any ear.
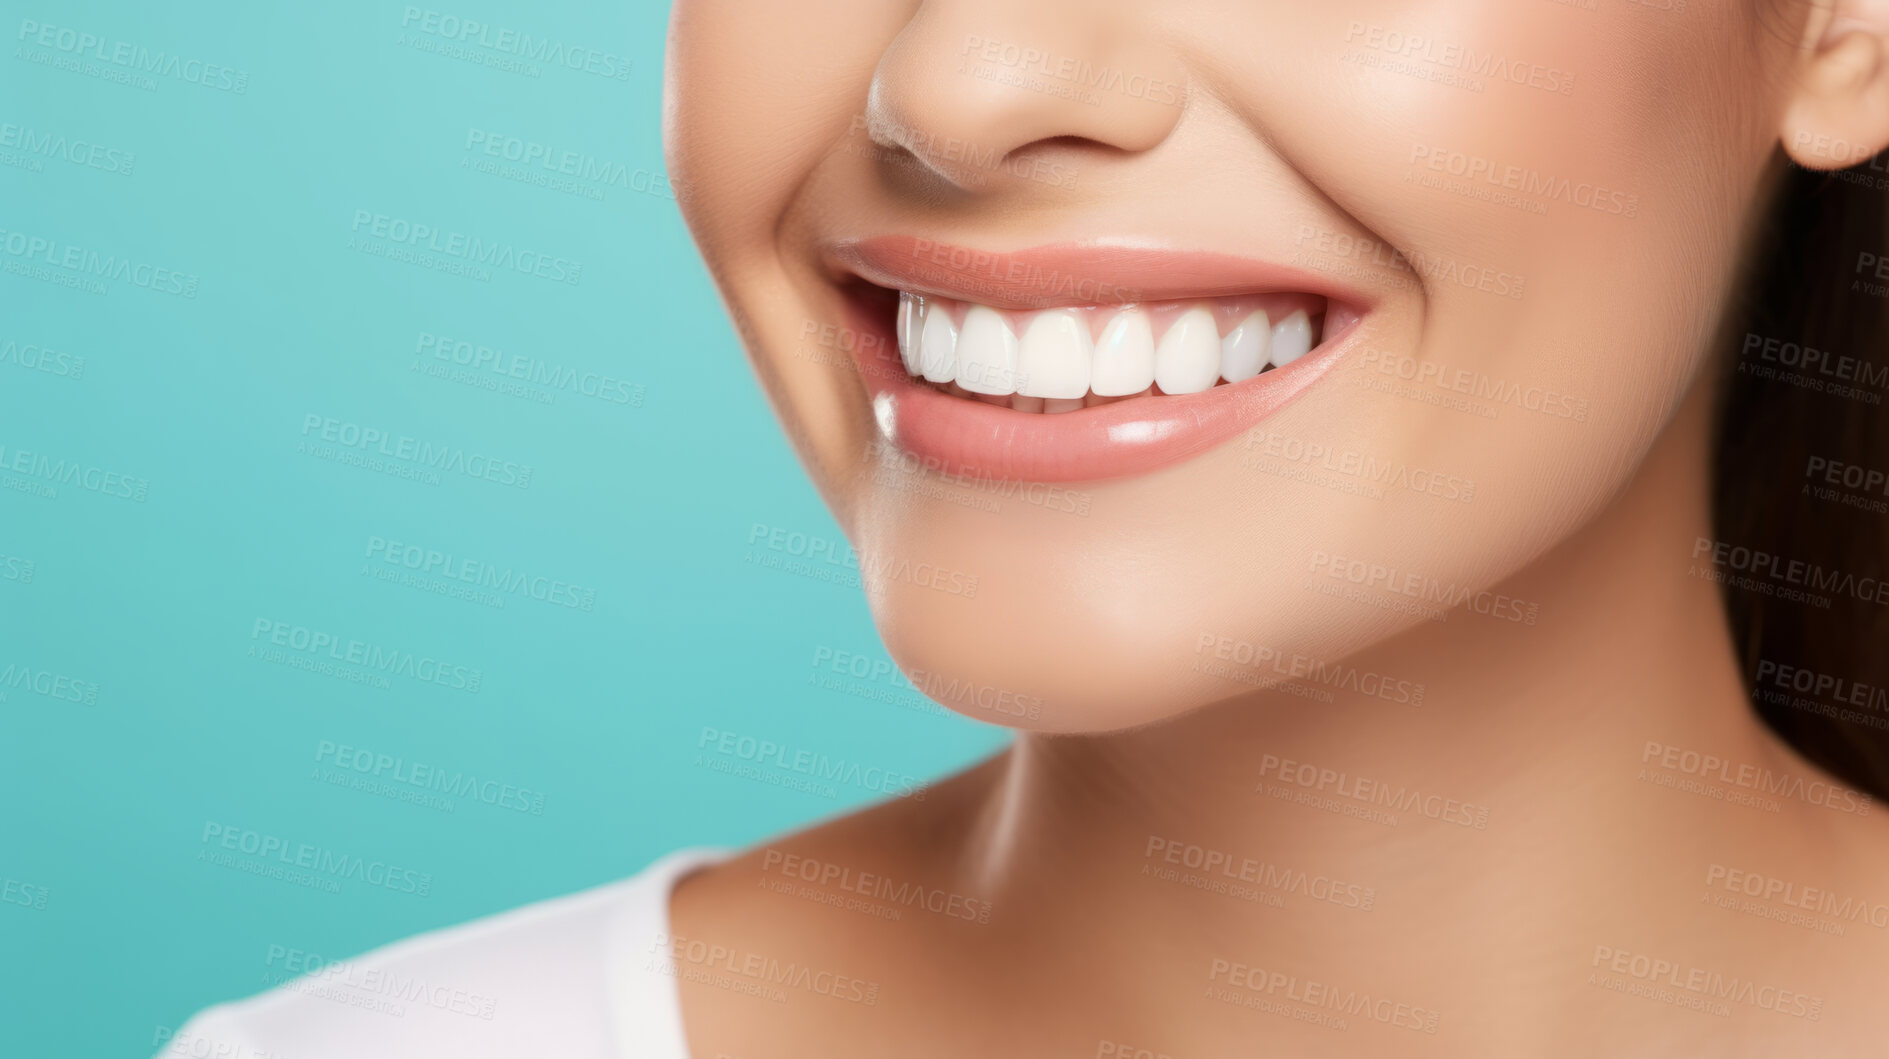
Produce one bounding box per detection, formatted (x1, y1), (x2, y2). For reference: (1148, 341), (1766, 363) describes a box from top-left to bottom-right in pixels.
(1780, 0), (1889, 169)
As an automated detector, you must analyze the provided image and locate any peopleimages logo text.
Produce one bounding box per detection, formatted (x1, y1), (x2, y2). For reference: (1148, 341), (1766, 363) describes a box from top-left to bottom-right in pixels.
(200, 822), (431, 896)
(0, 227), (197, 296)
(350, 210), (582, 285)
(299, 415), (533, 489)
(364, 535), (597, 611)
(15, 19), (249, 92)
(398, 8), (632, 79)
(0, 121), (135, 174)
(250, 618), (483, 692)
(316, 741), (545, 815)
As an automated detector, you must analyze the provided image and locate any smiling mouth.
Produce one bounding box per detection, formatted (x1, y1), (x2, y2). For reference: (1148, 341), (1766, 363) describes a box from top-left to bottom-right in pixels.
(896, 292), (1330, 414)
(825, 237), (1370, 483)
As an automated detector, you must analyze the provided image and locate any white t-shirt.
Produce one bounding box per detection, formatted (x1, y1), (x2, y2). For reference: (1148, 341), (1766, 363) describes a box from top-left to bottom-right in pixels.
(156, 848), (729, 1059)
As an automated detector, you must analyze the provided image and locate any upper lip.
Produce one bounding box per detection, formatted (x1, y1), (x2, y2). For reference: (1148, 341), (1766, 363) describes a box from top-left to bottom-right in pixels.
(824, 235), (1377, 311)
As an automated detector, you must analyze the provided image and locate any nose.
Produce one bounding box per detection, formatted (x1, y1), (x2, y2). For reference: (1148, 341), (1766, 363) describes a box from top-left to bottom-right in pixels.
(864, 0), (1187, 190)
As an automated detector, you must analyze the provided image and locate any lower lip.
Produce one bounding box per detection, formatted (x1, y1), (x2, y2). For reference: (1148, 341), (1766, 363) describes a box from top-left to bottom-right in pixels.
(839, 290), (1361, 484)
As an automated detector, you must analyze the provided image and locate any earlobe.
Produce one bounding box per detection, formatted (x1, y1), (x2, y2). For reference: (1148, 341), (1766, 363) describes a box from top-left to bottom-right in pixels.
(1780, 0), (1889, 169)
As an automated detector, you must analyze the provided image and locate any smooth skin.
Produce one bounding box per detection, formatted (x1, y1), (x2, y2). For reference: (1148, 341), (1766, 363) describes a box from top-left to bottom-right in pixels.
(663, 0), (1889, 1054)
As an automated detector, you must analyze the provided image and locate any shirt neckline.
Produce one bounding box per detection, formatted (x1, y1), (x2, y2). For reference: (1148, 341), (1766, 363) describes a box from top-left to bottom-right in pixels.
(606, 847), (732, 1059)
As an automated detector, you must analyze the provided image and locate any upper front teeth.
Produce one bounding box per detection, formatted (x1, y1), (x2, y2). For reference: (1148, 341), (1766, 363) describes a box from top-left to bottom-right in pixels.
(896, 293), (1323, 402)
(918, 301), (959, 384)
(1016, 310), (1093, 399)
(1220, 311), (1271, 382)
(1091, 309), (1155, 396)
(957, 305), (1019, 394)
(1152, 306), (1221, 395)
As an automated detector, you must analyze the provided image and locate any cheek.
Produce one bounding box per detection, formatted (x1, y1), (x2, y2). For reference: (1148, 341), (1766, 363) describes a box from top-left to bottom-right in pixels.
(666, 0), (904, 253)
(667, 0), (917, 512)
(1282, 0), (1771, 530)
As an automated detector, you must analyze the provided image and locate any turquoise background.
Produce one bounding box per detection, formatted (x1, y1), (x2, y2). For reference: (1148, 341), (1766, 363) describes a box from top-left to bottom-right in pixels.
(0, 2), (1008, 1052)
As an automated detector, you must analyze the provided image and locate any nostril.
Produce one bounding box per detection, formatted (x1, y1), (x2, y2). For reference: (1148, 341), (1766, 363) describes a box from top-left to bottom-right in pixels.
(1030, 135), (1111, 151)
(1018, 133), (1135, 161)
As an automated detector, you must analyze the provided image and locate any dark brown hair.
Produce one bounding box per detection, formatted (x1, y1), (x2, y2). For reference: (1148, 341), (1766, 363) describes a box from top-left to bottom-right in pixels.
(1714, 147), (1889, 796)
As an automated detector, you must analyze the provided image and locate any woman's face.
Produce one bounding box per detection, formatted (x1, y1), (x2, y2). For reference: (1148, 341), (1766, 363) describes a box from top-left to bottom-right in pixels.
(666, 0), (1794, 731)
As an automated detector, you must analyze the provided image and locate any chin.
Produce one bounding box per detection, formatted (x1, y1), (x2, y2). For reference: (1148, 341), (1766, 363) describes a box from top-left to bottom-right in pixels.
(859, 533), (1317, 735)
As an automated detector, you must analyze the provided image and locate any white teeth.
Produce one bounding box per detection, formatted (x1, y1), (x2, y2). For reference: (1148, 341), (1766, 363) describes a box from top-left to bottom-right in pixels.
(918, 302), (959, 384)
(956, 305), (1019, 395)
(1153, 306), (1221, 395)
(1091, 309), (1156, 396)
(1016, 310), (1094, 399)
(1220, 310), (1271, 383)
(1269, 310), (1313, 368)
(897, 293), (923, 375)
(896, 294), (1328, 410)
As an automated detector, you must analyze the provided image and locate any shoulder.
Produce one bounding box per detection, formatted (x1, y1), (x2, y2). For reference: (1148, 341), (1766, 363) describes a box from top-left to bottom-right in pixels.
(156, 849), (728, 1059)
